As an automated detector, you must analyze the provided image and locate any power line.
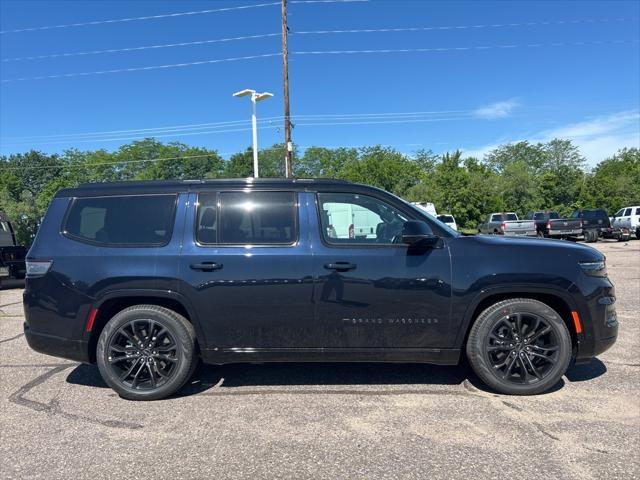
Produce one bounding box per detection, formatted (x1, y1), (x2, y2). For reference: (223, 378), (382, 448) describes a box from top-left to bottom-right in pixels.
(0, 53), (281, 83)
(293, 17), (637, 35)
(0, 125), (283, 147)
(292, 39), (640, 56)
(3, 117), (286, 141)
(0, 0), (366, 34)
(1, 33), (281, 63)
(0, 110), (480, 142)
(0, 2), (282, 34)
(7, 17), (630, 63)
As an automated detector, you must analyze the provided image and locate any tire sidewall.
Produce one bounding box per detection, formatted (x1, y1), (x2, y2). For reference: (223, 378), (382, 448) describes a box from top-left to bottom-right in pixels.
(467, 299), (572, 395)
(97, 307), (194, 400)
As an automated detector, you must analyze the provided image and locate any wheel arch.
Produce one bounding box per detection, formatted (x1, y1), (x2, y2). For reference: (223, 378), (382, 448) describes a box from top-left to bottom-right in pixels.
(87, 290), (206, 363)
(457, 286), (579, 355)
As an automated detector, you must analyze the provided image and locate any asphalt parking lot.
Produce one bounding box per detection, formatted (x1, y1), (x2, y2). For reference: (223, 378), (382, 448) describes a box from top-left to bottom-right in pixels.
(1, 241), (638, 479)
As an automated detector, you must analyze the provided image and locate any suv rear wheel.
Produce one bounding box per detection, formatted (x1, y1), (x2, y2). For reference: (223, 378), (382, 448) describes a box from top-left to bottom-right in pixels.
(466, 298), (572, 395)
(96, 305), (198, 401)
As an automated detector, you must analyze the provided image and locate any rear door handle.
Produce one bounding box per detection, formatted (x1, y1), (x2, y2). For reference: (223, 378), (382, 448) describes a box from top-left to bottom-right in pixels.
(190, 262), (223, 272)
(324, 262), (357, 272)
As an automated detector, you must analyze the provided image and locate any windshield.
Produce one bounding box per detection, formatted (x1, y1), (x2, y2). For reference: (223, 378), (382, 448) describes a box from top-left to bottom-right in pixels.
(493, 213), (518, 222)
(534, 212), (560, 220)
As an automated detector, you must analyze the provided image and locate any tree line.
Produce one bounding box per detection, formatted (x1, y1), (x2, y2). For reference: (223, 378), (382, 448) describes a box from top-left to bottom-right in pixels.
(1, 138), (638, 245)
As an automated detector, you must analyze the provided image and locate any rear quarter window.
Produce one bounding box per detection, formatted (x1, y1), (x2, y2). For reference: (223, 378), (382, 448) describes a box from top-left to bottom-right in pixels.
(63, 194), (177, 246)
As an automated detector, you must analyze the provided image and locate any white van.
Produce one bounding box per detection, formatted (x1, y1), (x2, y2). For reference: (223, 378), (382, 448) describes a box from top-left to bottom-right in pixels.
(411, 202), (437, 217)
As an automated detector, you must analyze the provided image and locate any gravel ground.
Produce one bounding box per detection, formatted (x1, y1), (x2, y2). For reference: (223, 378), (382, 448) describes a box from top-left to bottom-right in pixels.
(1, 241), (638, 479)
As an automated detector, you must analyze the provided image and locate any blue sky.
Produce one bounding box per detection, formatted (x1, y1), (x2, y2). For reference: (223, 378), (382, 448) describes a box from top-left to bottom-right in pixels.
(1, 0), (639, 166)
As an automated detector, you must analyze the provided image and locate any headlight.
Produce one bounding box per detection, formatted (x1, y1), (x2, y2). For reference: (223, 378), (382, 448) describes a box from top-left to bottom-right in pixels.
(26, 260), (52, 277)
(579, 260), (607, 277)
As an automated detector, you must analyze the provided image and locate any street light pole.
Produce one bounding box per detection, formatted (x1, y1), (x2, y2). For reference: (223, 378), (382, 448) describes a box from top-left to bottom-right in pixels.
(251, 95), (259, 178)
(233, 89), (273, 178)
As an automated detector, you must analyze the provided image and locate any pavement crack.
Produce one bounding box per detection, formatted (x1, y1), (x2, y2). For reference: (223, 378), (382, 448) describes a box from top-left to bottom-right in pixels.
(532, 422), (560, 441)
(8, 364), (143, 430)
(0, 333), (24, 344)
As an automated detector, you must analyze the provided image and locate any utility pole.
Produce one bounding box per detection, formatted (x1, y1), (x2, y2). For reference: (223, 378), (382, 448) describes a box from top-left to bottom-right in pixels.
(281, 0), (293, 178)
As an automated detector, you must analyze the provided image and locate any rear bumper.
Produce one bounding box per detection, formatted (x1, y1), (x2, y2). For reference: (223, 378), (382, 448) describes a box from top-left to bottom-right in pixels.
(548, 229), (582, 237)
(24, 323), (90, 363)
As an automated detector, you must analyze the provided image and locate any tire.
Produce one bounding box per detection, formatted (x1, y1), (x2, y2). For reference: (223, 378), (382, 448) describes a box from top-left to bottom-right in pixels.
(97, 305), (198, 401)
(585, 230), (597, 243)
(636, 228), (640, 240)
(537, 230), (544, 238)
(466, 298), (572, 395)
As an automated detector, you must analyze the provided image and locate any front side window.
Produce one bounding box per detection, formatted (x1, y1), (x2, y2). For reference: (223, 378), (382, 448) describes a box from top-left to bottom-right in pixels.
(318, 193), (407, 245)
(64, 194), (176, 246)
(218, 191), (297, 245)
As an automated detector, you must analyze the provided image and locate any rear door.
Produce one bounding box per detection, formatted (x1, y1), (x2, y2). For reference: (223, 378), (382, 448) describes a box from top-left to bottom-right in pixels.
(178, 189), (315, 349)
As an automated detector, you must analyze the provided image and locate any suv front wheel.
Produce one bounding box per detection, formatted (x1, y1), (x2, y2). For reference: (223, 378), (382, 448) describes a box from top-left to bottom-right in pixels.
(466, 298), (572, 395)
(96, 305), (198, 401)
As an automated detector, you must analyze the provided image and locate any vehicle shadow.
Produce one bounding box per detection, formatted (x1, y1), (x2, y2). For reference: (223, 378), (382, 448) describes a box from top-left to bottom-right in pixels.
(65, 358), (607, 399)
(66, 361), (486, 397)
(565, 358), (607, 382)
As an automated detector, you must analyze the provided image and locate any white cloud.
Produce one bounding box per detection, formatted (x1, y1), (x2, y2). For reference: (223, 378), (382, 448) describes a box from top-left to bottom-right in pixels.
(462, 110), (640, 166)
(472, 99), (520, 119)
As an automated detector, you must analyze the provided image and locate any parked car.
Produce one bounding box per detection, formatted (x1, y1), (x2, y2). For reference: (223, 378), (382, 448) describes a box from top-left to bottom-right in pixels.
(0, 210), (27, 286)
(411, 202), (437, 217)
(570, 209), (630, 243)
(436, 214), (457, 231)
(612, 206), (640, 240)
(477, 212), (536, 236)
(24, 179), (617, 399)
(524, 211), (582, 239)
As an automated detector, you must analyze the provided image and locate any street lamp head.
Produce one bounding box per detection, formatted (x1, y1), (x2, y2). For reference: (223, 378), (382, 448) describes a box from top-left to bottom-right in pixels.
(233, 89), (255, 98)
(255, 92), (274, 102)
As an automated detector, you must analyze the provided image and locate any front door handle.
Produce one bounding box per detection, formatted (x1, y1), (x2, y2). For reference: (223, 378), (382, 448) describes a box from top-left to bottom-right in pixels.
(190, 262), (223, 272)
(324, 262), (357, 272)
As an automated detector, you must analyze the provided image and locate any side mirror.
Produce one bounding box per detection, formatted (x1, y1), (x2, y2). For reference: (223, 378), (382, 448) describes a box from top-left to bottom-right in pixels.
(402, 220), (439, 247)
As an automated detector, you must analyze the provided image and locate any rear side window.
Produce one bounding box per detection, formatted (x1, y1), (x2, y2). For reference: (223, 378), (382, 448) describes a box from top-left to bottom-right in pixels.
(218, 191), (296, 245)
(64, 194), (176, 246)
(636, 208), (640, 215)
(624, 208), (632, 216)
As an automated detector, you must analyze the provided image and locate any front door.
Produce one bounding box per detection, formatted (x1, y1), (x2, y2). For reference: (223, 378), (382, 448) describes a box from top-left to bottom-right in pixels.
(311, 191), (452, 349)
(179, 190), (315, 350)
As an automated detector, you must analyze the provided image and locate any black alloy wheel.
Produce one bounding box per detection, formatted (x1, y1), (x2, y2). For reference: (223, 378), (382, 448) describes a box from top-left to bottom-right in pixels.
(97, 305), (198, 400)
(466, 298), (572, 395)
(485, 312), (559, 384)
(106, 319), (178, 390)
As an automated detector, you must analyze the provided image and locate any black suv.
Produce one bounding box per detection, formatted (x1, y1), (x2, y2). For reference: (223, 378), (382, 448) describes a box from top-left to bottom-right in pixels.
(571, 208), (629, 242)
(24, 179), (618, 400)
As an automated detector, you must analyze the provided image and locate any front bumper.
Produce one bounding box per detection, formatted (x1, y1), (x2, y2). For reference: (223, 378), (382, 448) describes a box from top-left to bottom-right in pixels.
(571, 280), (619, 364)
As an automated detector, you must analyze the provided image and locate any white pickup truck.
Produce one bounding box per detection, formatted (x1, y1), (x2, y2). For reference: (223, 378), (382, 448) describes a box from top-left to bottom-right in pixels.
(612, 206), (640, 240)
(477, 212), (537, 236)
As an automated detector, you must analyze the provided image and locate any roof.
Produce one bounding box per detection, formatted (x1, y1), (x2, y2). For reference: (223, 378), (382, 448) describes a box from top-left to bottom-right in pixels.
(54, 178), (355, 198)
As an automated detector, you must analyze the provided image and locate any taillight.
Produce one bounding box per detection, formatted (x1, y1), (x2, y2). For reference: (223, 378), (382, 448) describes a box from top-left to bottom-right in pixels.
(348, 224), (354, 239)
(546, 220), (551, 230)
(25, 260), (52, 277)
(499, 223), (505, 233)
